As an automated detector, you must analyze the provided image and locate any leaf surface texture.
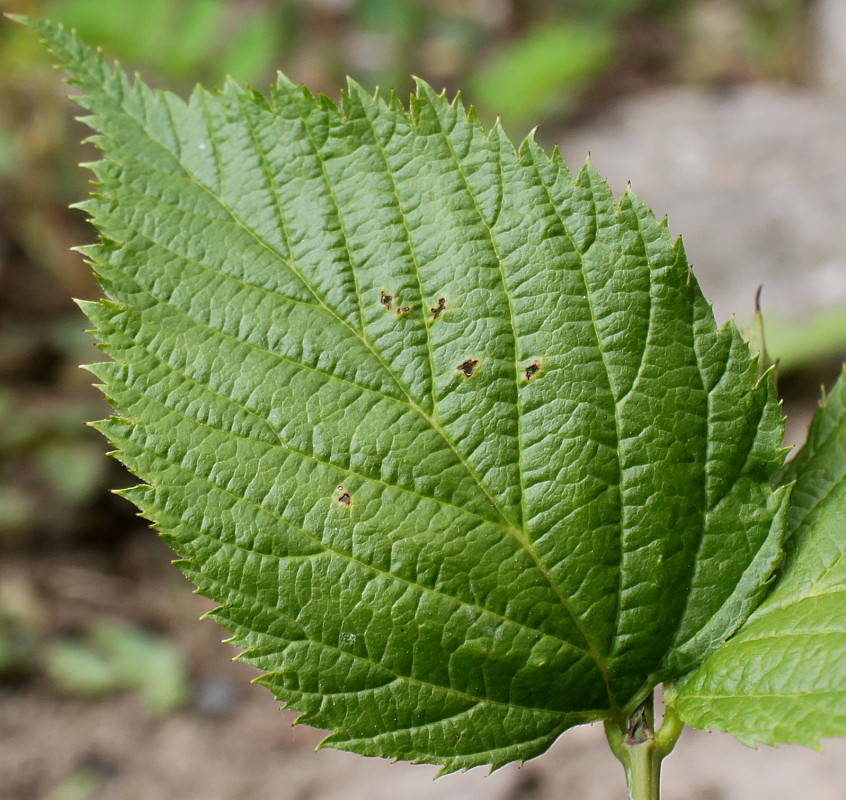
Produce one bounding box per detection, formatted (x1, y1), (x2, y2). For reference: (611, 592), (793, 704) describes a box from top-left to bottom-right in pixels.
(28, 19), (790, 770)
(675, 368), (846, 747)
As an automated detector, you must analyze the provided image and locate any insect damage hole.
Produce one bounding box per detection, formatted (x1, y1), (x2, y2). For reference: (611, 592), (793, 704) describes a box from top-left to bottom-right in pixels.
(430, 297), (446, 320)
(379, 291), (393, 311)
(336, 485), (351, 505)
(525, 361), (541, 381)
(457, 359), (479, 378)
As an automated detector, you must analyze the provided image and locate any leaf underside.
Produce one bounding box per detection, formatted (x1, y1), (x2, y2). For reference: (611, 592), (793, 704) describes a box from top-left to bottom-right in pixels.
(675, 368), (846, 748)
(26, 18), (790, 771)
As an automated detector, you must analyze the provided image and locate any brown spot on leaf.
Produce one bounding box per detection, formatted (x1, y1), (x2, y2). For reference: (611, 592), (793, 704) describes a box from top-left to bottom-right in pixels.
(336, 485), (351, 505)
(379, 291), (393, 311)
(430, 297), (446, 320)
(457, 359), (478, 378)
(525, 361), (541, 381)
(395, 306), (411, 316)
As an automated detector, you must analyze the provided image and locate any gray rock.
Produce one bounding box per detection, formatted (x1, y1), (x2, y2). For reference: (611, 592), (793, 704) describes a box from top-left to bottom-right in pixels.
(814, 0), (846, 98)
(557, 86), (846, 328)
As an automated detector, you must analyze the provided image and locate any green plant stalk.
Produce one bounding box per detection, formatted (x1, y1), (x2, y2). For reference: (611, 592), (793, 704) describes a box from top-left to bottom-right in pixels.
(604, 695), (683, 800)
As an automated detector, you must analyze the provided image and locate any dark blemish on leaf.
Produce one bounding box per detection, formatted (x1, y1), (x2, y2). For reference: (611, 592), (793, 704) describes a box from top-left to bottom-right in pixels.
(395, 306), (411, 316)
(525, 361), (541, 381)
(430, 297), (446, 320)
(336, 485), (351, 505)
(380, 291), (393, 311)
(755, 284), (763, 314)
(457, 359), (478, 378)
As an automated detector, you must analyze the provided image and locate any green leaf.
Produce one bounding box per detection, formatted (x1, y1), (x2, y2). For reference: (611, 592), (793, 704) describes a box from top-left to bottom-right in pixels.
(44, 621), (189, 713)
(468, 22), (616, 128)
(21, 18), (789, 771)
(674, 367), (846, 747)
(45, 640), (122, 697)
(762, 306), (846, 374)
(41, 0), (277, 85)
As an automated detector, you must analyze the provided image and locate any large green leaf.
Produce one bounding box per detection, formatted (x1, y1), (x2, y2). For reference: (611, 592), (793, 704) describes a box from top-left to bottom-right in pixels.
(22, 18), (789, 771)
(674, 367), (846, 747)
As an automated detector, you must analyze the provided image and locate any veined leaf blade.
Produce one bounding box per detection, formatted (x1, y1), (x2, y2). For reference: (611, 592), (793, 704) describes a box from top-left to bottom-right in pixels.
(22, 17), (789, 770)
(675, 367), (846, 747)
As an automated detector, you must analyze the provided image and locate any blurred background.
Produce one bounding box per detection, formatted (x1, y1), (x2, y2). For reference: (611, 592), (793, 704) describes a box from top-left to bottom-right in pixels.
(0, 1), (844, 798)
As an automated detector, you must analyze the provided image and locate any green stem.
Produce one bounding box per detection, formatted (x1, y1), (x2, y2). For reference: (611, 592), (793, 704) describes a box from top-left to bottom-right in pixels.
(625, 737), (661, 800)
(604, 693), (684, 800)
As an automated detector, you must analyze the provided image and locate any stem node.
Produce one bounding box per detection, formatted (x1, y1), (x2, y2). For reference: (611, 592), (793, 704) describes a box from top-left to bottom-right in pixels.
(604, 692), (684, 800)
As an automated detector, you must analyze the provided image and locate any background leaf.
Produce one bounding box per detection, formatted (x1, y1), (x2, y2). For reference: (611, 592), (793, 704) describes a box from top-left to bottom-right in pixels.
(674, 367), (846, 747)
(23, 18), (790, 771)
(468, 22), (616, 129)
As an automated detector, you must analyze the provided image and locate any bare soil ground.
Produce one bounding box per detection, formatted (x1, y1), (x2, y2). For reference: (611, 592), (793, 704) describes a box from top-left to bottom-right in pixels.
(2, 534), (845, 800)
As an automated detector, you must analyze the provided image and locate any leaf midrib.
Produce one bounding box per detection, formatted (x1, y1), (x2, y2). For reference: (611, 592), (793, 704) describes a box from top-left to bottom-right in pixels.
(95, 170), (517, 528)
(89, 81), (513, 528)
(123, 433), (593, 715)
(128, 393), (590, 659)
(420, 102), (626, 719)
(352, 91), (438, 414)
(72, 47), (621, 713)
(521, 147), (623, 710)
(111, 308), (526, 533)
(232, 88), (368, 336)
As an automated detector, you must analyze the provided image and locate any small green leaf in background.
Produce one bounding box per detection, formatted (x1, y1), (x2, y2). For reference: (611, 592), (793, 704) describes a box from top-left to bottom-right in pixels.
(216, 11), (280, 88)
(44, 766), (106, 800)
(162, 0), (228, 79)
(674, 367), (846, 746)
(42, 0), (281, 85)
(469, 22), (616, 130)
(45, 638), (119, 696)
(762, 306), (846, 374)
(45, 620), (189, 713)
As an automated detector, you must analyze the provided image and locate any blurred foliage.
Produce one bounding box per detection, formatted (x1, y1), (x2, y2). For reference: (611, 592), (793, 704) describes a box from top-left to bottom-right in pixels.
(39, 0), (288, 86)
(681, 0), (808, 83)
(44, 766), (106, 800)
(0, 567), (189, 712)
(44, 620), (189, 713)
(0, 0), (820, 556)
(765, 307), (846, 374)
(0, 572), (44, 675)
(469, 21), (617, 126)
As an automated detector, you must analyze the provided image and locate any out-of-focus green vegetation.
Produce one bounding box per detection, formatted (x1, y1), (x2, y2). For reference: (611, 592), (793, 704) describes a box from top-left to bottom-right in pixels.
(765, 308), (846, 374)
(0, 0), (819, 556)
(0, 568), (187, 711)
(43, 766), (106, 800)
(469, 21), (617, 124)
(44, 620), (189, 712)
